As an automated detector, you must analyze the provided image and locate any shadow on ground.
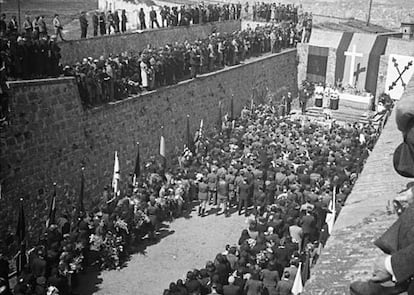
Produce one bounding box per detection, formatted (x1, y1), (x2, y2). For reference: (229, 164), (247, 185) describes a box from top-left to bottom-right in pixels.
(72, 201), (200, 295)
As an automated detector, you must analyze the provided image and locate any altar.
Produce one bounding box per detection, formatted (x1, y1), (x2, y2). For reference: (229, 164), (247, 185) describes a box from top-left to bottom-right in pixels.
(339, 92), (374, 111)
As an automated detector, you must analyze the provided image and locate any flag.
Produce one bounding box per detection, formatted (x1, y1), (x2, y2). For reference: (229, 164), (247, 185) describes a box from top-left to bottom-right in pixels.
(112, 151), (120, 196)
(306, 45), (329, 83)
(292, 262), (303, 295)
(385, 54), (414, 100)
(217, 101), (222, 131)
(230, 95), (234, 120)
(186, 115), (194, 152)
(78, 167), (85, 214)
(325, 186), (336, 234)
(46, 183), (57, 228)
(133, 142), (140, 186)
(16, 198), (27, 275)
(341, 33), (387, 94)
(160, 129), (166, 174)
(199, 119), (203, 138)
(301, 251), (311, 283)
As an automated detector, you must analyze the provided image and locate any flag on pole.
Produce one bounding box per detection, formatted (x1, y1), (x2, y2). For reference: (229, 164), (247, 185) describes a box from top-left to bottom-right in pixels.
(112, 151), (120, 196)
(186, 115), (194, 152)
(230, 95), (234, 121)
(199, 119), (204, 138)
(160, 127), (166, 175)
(16, 198), (27, 275)
(78, 167), (85, 214)
(46, 183), (57, 228)
(133, 142), (140, 186)
(292, 262), (303, 295)
(325, 186), (336, 234)
(217, 101), (222, 131)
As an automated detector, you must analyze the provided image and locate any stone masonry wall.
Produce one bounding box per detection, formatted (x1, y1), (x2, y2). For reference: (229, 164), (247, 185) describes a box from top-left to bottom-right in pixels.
(0, 50), (297, 239)
(58, 20), (241, 65)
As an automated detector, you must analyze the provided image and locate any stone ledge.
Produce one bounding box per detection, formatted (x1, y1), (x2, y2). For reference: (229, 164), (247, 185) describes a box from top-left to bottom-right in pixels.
(59, 20), (241, 45)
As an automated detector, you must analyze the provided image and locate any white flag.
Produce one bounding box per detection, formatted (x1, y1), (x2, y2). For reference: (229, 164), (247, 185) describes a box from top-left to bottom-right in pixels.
(112, 151), (120, 196)
(325, 187), (336, 234)
(160, 135), (165, 158)
(292, 262), (303, 295)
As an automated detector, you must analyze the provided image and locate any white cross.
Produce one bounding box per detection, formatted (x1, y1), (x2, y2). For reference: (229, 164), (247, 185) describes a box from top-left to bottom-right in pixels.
(344, 45), (363, 86)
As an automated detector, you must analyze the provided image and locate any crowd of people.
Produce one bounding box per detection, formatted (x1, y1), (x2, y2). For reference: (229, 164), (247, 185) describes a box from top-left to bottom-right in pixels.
(0, 22), (303, 111)
(66, 23), (301, 107)
(0, 88), (382, 294)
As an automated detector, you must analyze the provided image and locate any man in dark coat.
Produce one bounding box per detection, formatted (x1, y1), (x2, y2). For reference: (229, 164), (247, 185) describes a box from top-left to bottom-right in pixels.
(79, 11), (88, 39)
(350, 80), (414, 295)
(92, 11), (99, 36)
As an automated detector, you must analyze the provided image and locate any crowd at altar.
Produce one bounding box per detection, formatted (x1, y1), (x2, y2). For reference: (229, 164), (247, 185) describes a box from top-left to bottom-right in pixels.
(0, 91), (382, 294)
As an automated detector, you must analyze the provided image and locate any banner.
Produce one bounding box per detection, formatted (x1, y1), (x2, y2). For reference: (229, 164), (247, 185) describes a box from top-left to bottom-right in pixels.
(306, 45), (329, 83)
(385, 54), (414, 100)
(342, 33), (387, 95)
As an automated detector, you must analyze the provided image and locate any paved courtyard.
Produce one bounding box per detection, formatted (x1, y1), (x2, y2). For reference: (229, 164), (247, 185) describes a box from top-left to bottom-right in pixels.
(76, 207), (247, 295)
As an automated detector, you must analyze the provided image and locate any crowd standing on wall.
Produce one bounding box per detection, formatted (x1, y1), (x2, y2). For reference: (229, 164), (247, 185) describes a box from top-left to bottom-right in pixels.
(0, 21), (308, 118)
(0, 95), (381, 294)
(65, 23), (302, 108)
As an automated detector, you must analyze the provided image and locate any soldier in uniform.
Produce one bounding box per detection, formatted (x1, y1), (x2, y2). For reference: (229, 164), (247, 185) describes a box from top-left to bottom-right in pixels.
(217, 173), (230, 217)
(197, 175), (209, 217)
(207, 166), (218, 206)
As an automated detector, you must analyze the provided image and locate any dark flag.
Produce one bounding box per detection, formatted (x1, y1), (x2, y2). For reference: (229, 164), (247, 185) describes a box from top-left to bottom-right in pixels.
(46, 183), (57, 228)
(186, 115), (194, 152)
(306, 45), (329, 83)
(217, 101), (222, 131)
(230, 95), (234, 121)
(16, 198), (26, 275)
(133, 142), (140, 186)
(301, 250), (311, 284)
(78, 167), (85, 215)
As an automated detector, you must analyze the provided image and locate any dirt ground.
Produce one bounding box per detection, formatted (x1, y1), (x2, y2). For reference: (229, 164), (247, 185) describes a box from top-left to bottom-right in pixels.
(74, 203), (248, 295)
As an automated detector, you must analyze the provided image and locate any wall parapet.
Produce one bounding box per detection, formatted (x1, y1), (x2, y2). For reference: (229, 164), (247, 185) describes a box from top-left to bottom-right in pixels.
(58, 20), (241, 64)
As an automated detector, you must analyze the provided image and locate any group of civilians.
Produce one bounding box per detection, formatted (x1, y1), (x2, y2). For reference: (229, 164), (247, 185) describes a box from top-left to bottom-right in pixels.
(65, 23), (301, 107)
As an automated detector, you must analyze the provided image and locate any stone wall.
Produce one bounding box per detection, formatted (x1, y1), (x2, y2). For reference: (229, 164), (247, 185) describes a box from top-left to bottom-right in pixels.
(58, 20), (241, 64)
(0, 50), (297, 238)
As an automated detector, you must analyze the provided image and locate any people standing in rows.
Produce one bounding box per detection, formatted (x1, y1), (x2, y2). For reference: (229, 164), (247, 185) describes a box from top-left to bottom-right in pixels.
(79, 11), (88, 39)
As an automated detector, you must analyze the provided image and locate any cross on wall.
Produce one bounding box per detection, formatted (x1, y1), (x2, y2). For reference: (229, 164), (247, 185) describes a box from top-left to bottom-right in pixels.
(344, 45), (363, 86)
